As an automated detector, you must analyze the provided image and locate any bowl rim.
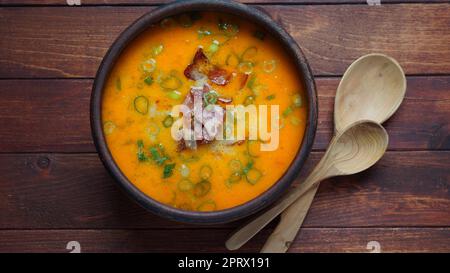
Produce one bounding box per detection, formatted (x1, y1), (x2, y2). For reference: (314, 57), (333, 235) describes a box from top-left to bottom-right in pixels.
(90, 0), (318, 224)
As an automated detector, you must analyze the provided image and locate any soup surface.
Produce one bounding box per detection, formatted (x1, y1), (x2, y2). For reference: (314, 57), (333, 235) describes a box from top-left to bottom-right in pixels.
(102, 12), (307, 211)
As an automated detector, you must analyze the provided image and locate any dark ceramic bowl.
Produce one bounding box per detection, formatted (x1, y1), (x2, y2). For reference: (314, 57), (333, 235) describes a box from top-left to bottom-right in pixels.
(91, 0), (317, 224)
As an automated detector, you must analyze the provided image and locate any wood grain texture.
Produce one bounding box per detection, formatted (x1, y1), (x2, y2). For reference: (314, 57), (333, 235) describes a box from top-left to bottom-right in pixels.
(0, 228), (448, 253)
(0, 151), (448, 229)
(0, 76), (448, 152)
(1, 4), (450, 78)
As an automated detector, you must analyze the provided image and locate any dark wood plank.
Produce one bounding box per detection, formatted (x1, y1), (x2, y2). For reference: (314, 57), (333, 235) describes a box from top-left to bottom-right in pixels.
(1, 76), (448, 153)
(0, 228), (448, 253)
(0, 151), (448, 229)
(2, 0), (448, 6)
(1, 4), (450, 78)
(0, 79), (92, 152)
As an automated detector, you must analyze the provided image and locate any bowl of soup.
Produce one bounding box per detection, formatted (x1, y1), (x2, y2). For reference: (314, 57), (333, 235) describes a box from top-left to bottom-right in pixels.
(91, 0), (317, 224)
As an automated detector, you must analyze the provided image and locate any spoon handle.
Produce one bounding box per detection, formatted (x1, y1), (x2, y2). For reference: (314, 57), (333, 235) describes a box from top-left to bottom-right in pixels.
(225, 159), (330, 251)
(260, 184), (319, 253)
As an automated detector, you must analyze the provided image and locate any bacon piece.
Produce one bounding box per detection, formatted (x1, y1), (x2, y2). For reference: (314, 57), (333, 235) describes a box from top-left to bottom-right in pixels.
(208, 68), (231, 86)
(184, 48), (211, 80)
(184, 48), (231, 86)
(238, 73), (249, 90)
(177, 84), (226, 151)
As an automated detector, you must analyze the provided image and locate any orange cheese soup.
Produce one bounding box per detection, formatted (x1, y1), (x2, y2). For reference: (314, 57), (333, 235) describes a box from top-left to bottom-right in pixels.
(102, 12), (307, 211)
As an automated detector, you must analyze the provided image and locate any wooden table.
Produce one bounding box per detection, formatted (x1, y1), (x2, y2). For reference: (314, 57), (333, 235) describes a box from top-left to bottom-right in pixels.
(0, 0), (449, 253)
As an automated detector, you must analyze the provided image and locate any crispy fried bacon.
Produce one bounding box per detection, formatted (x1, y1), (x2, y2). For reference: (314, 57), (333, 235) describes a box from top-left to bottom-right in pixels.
(177, 48), (239, 151)
(184, 48), (231, 86)
(208, 68), (231, 86)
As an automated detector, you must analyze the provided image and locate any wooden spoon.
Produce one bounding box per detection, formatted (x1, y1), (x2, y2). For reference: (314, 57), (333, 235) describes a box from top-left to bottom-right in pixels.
(260, 53), (406, 252)
(226, 120), (389, 251)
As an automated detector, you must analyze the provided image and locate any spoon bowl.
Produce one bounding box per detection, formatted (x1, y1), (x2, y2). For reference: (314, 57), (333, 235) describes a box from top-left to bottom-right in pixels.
(335, 53), (406, 131)
(330, 121), (389, 175)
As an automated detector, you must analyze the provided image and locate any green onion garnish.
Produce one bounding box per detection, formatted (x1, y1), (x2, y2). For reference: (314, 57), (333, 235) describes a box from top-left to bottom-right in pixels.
(152, 44), (164, 57)
(162, 115), (174, 128)
(134, 96), (149, 115)
(263, 60), (277, 73)
(292, 94), (303, 108)
(167, 90), (182, 100)
(199, 165), (213, 180)
(136, 140), (148, 162)
(103, 121), (116, 135)
(178, 179), (194, 192)
(193, 180), (211, 197)
(163, 163), (176, 178)
(144, 76), (153, 86)
(283, 106), (293, 117)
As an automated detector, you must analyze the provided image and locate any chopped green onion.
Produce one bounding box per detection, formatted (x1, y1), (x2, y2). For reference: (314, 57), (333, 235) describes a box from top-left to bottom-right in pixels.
(115, 77), (121, 91)
(199, 165), (213, 180)
(229, 159), (243, 173)
(266, 94), (276, 100)
(152, 44), (164, 57)
(225, 53), (240, 67)
(253, 30), (266, 41)
(163, 163), (176, 178)
(193, 180), (211, 197)
(178, 178), (194, 192)
(238, 62), (254, 74)
(149, 146), (169, 166)
(240, 46), (258, 62)
(134, 96), (149, 115)
(197, 27), (212, 38)
(242, 160), (254, 175)
(162, 115), (174, 128)
(137, 140), (148, 162)
(247, 140), (260, 158)
(282, 106), (293, 117)
(245, 168), (262, 185)
(197, 200), (216, 211)
(263, 60), (277, 73)
(292, 93), (303, 108)
(144, 76), (153, 86)
(226, 172), (242, 188)
(180, 164), (190, 177)
(103, 121), (116, 135)
(243, 95), (255, 106)
(203, 91), (218, 105)
(160, 73), (183, 91)
(208, 42), (220, 53)
(167, 90), (182, 100)
(142, 58), (156, 73)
